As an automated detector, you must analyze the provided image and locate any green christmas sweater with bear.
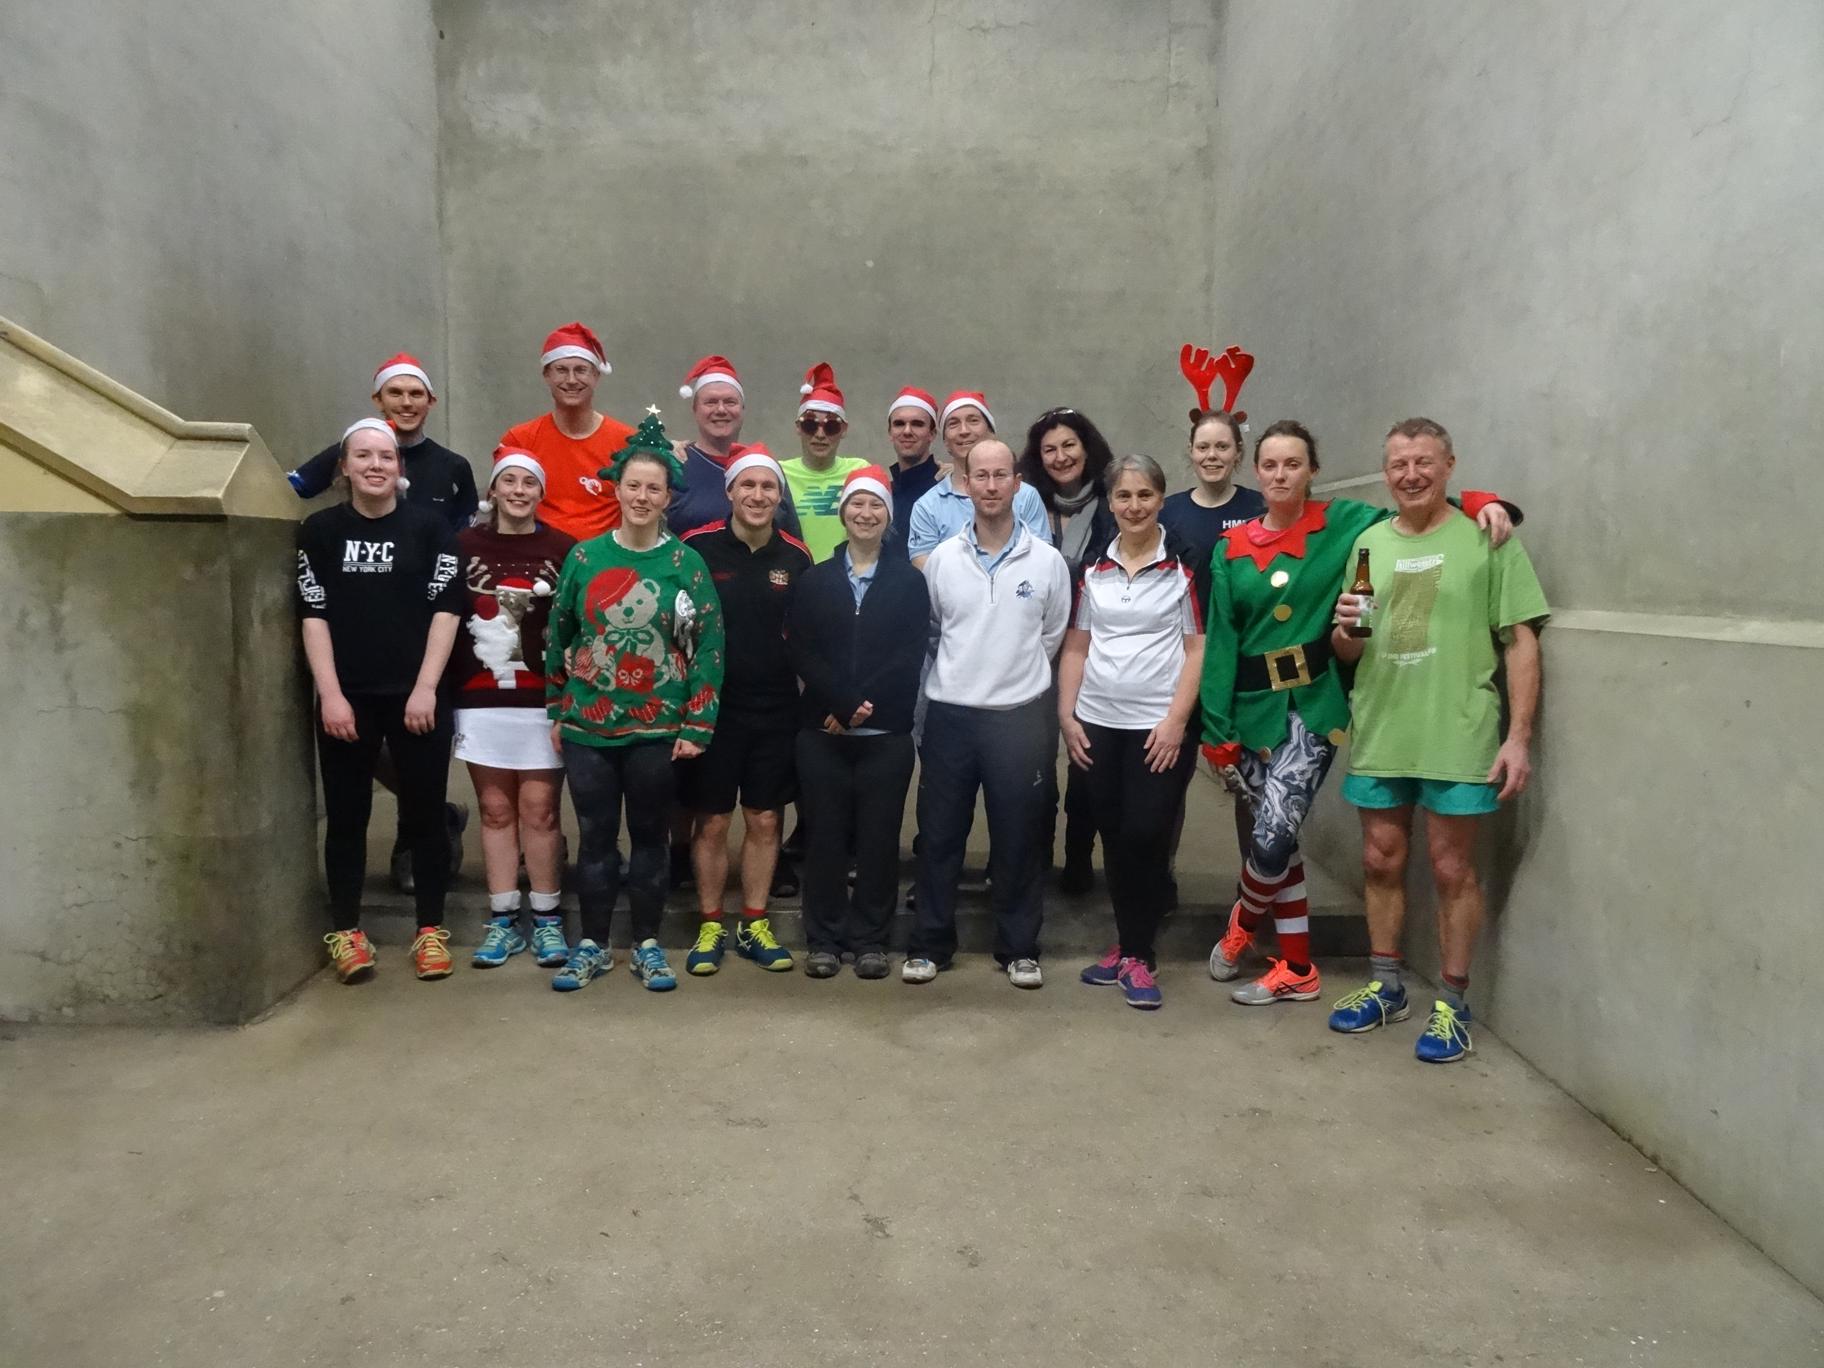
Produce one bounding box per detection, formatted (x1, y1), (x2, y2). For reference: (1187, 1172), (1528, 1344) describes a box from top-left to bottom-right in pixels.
(545, 530), (725, 748)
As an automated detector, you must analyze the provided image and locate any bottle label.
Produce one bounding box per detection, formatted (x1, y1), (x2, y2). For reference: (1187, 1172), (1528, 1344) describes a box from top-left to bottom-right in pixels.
(1356, 596), (1375, 632)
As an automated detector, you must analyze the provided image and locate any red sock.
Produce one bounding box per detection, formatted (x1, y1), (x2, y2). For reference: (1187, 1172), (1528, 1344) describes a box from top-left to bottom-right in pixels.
(741, 906), (767, 921)
(1236, 860), (1284, 932)
(699, 908), (723, 921)
(1272, 857), (1311, 971)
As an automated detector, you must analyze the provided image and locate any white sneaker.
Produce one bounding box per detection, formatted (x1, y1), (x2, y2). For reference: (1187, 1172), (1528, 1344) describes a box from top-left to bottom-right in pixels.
(902, 957), (939, 984)
(1006, 958), (1043, 989)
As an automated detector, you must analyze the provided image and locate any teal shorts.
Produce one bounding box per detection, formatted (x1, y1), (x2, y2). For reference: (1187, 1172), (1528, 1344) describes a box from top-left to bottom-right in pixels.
(1341, 773), (1500, 817)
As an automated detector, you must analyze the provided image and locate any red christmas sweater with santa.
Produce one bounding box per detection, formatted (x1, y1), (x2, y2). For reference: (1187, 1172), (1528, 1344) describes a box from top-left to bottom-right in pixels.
(447, 523), (577, 709)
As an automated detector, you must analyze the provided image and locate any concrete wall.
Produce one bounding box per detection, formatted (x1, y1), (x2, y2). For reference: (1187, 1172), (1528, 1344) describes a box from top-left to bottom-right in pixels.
(1206, 3), (1824, 1294)
(434, 0), (1222, 473)
(0, 0), (447, 468)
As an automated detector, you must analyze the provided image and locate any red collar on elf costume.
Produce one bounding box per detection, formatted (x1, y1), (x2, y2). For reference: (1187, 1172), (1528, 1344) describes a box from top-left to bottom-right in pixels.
(1222, 499), (1329, 569)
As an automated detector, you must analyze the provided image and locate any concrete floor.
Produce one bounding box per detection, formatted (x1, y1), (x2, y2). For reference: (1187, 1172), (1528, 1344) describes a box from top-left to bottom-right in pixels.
(5, 959), (1821, 1368)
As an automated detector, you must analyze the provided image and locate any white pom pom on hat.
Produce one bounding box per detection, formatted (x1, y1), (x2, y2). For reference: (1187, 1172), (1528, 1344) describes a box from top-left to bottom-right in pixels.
(680, 354), (743, 400)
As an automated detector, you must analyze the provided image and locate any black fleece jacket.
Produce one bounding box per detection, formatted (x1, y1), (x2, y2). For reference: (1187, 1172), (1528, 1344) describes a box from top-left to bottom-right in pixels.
(786, 545), (931, 735)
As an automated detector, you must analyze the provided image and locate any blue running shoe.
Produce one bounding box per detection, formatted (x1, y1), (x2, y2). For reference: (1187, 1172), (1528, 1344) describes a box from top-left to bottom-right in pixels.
(473, 916), (528, 968)
(530, 916), (569, 968)
(1117, 958), (1162, 1010)
(686, 920), (727, 976)
(1328, 979), (1411, 1034)
(630, 939), (678, 992)
(551, 940), (608, 992)
(1079, 945), (1122, 986)
(734, 917), (793, 971)
(1415, 1000), (1474, 1063)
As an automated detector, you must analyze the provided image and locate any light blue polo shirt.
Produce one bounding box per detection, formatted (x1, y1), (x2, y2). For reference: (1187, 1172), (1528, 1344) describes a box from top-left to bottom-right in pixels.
(906, 478), (1051, 561)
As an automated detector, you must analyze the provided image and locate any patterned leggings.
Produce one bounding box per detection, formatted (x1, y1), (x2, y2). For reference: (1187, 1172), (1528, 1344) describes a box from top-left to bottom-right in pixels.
(1232, 710), (1336, 879)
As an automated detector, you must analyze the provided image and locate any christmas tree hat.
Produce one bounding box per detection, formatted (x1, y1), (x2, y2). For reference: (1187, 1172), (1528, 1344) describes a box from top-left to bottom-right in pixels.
(601, 405), (688, 489)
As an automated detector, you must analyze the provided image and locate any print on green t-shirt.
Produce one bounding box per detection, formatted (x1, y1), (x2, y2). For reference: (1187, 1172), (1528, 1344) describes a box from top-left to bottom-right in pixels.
(781, 455), (868, 562)
(1343, 515), (1548, 783)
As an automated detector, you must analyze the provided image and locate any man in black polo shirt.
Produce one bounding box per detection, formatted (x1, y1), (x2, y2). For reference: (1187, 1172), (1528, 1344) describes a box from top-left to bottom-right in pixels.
(884, 385), (942, 558)
(679, 447), (812, 976)
(289, 353), (476, 890)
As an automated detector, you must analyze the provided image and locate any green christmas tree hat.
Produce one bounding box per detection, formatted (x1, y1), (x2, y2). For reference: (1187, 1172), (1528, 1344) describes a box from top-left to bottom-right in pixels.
(600, 405), (688, 489)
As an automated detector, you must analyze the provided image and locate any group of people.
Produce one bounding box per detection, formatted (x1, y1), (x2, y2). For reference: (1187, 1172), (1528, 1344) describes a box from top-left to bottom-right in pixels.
(292, 321), (1547, 1065)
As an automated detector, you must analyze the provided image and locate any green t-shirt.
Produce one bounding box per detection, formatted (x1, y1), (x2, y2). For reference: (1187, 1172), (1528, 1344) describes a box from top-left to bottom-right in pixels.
(781, 455), (868, 562)
(1344, 515), (1548, 782)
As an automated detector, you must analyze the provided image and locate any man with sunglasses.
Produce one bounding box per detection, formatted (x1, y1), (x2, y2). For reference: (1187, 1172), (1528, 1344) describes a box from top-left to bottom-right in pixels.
(906, 392), (1051, 568)
(781, 363), (869, 562)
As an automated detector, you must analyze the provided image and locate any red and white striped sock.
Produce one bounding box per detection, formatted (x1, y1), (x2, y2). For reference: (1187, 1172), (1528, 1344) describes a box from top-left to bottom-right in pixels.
(1236, 860), (1285, 933)
(1273, 856), (1312, 972)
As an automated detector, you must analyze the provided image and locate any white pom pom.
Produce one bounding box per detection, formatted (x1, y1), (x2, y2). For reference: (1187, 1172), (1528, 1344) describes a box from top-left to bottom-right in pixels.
(475, 498), (492, 514)
(678, 384), (693, 398)
(533, 578), (553, 596)
(800, 382), (813, 395)
(396, 476), (411, 492)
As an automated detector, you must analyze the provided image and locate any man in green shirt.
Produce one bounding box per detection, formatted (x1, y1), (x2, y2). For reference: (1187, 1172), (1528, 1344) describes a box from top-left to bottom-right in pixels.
(1327, 418), (1548, 1064)
(781, 362), (868, 562)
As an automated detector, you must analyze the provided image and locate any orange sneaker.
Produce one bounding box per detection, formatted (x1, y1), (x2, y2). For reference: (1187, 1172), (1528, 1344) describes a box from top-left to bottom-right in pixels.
(324, 929), (376, 984)
(1230, 957), (1321, 1005)
(410, 926), (454, 980)
(1208, 903), (1257, 982)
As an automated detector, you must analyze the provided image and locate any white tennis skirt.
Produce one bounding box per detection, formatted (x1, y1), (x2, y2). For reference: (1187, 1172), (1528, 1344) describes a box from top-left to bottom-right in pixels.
(453, 707), (564, 771)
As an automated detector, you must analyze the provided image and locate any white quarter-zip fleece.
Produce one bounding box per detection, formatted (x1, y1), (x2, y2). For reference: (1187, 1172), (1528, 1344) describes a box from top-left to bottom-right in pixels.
(922, 521), (1072, 709)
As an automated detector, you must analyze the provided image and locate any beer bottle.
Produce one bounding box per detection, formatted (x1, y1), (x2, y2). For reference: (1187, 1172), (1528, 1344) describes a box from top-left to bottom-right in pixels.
(1347, 548), (1374, 638)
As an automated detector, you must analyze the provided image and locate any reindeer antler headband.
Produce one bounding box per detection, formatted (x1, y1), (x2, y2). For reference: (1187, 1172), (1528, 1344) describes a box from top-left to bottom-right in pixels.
(1179, 343), (1255, 427)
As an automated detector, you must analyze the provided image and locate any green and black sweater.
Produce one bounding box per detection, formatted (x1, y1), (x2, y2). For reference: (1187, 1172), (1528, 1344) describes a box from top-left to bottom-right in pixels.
(545, 530), (725, 748)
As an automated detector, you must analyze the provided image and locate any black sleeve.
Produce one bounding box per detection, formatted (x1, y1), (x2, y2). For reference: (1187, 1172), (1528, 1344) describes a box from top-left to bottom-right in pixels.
(288, 442), (342, 499)
(449, 455), (479, 528)
(428, 521), (464, 614)
(296, 517), (331, 618)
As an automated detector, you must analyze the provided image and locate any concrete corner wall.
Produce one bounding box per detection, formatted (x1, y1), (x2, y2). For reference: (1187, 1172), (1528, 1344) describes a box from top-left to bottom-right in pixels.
(1208, 2), (1824, 1294)
(434, 0), (1222, 469)
(0, 0), (447, 468)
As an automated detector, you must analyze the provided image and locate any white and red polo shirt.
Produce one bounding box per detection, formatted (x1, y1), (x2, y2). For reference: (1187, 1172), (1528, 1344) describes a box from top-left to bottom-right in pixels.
(1070, 532), (1203, 730)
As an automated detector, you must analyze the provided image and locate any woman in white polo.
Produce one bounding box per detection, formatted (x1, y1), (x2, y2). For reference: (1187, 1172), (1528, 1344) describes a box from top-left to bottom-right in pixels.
(1056, 454), (1206, 1010)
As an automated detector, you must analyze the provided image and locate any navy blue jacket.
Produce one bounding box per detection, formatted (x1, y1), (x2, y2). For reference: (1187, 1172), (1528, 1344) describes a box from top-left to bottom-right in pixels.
(785, 546), (931, 735)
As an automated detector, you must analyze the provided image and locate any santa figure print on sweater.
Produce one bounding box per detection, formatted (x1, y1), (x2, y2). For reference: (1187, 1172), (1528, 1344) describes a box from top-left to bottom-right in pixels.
(466, 574), (553, 687)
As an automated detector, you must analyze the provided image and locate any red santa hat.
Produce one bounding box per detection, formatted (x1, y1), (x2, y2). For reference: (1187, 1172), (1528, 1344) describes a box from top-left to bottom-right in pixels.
(837, 464), (894, 520)
(475, 445), (548, 515)
(492, 573), (553, 599)
(540, 322), (612, 374)
(797, 362), (846, 419)
(721, 442), (786, 491)
(678, 355), (743, 400)
(371, 353), (434, 396)
(887, 386), (938, 423)
(939, 390), (995, 430)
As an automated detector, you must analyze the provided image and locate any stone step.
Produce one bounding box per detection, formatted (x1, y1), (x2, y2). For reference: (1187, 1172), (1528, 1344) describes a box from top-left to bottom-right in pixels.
(357, 868), (1366, 958)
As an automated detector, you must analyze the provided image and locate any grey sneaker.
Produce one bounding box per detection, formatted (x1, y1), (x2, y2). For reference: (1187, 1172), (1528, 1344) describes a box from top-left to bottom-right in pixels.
(805, 951), (841, 979)
(1208, 904), (1256, 982)
(1006, 958), (1044, 990)
(901, 957), (939, 984)
(854, 951), (891, 980)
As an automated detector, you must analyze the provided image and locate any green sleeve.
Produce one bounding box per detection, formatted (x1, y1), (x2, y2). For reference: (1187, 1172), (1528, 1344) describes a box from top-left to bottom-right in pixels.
(545, 549), (582, 718)
(1326, 497), (1392, 543)
(1490, 536), (1550, 639)
(1199, 552), (1239, 747)
(679, 554), (724, 746)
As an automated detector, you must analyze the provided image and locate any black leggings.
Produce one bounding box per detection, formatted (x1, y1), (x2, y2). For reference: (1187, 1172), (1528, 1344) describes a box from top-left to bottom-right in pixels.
(563, 739), (675, 945)
(1077, 721), (1198, 966)
(317, 692), (453, 930)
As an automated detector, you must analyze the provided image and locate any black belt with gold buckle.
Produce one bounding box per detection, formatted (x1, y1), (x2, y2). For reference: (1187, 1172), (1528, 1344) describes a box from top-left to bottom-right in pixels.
(1235, 635), (1334, 693)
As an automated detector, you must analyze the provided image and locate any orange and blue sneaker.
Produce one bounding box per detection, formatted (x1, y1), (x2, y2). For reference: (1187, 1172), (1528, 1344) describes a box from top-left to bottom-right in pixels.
(1415, 1000), (1474, 1063)
(1230, 957), (1321, 1006)
(734, 917), (792, 972)
(686, 920), (727, 976)
(1328, 980), (1411, 1034)
(1079, 945), (1123, 986)
(324, 929), (376, 984)
(410, 926), (454, 981)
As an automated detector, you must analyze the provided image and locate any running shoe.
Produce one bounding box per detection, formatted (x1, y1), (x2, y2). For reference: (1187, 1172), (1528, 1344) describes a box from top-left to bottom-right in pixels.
(324, 929), (376, 984)
(472, 916), (528, 968)
(854, 951), (891, 980)
(1328, 980), (1411, 1034)
(1006, 958), (1044, 990)
(686, 920), (726, 976)
(552, 940), (608, 992)
(805, 951), (841, 979)
(1208, 902), (1258, 982)
(1079, 945), (1123, 986)
(1117, 957), (1162, 1010)
(901, 957), (939, 984)
(1416, 1001), (1474, 1064)
(630, 939), (678, 992)
(734, 917), (793, 971)
(410, 926), (454, 980)
(1229, 957), (1320, 1005)
(530, 916), (569, 967)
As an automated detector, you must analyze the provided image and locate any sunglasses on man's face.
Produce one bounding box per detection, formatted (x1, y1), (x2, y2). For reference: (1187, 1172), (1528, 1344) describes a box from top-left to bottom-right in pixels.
(798, 417), (845, 436)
